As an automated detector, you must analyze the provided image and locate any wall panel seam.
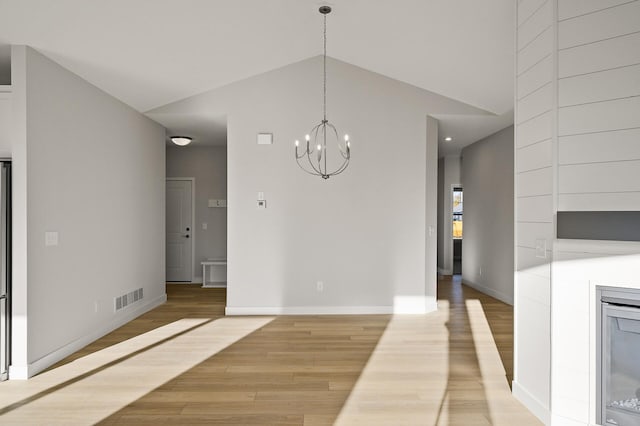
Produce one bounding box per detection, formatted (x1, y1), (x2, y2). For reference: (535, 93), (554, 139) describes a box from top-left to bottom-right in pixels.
(558, 29), (640, 52)
(519, 24), (554, 53)
(520, 0), (551, 28)
(558, 61), (640, 80)
(518, 138), (552, 151)
(518, 165), (553, 174)
(517, 194), (553, 199)
(518, 53), (553, 77)
(559, 94), (640, 109)
(519, 81), (553, 102)
(559, 125), (640, 138)
(559, 157), (640, 167)
(559, 189), (640, 195)
(558, 0), (638, 22)
(517, 108), (553, 126)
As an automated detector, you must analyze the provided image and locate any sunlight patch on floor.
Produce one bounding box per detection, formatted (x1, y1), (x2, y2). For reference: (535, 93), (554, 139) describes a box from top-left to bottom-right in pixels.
(334, 300), (451, 426)
(465, 299), (541, 426)
(0, 317), (274, 425)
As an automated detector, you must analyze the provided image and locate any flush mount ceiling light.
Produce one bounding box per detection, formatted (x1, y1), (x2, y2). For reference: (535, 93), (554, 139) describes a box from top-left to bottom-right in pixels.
(294, 6), (350, 180)
(445, 137), (453, 142)
(171, 136), (192, 146)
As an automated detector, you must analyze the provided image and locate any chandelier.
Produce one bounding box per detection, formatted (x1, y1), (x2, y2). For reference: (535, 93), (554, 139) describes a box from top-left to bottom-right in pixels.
(294, 6), (351, 179)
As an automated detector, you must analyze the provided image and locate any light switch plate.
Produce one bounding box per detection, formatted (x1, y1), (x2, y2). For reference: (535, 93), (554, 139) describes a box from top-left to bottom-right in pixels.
(217, 199), (227, 207)
(257, 200), (267, 209)
(257, 133), (273, 145)
(535, 239), (547, 258)
(45, 231), (59, 246)
(202, 223), (208, 230)
(208, 199), (216, 207)
(257, 192), (265, 201)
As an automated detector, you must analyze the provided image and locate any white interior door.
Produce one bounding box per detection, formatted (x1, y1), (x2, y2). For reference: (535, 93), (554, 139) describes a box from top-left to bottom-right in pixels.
(166, 179), (192, 282)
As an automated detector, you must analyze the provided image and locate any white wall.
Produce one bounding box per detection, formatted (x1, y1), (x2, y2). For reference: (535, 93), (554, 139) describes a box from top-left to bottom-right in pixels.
(0, 86), (11, 157)
(10, 46), (166, 378)
(149, 56), (485, 315)
(166, 145), (227, 281)
(461, 125), (514, 304)
(514, 0), (640, 423)
(437, 155), (461, 275)
(437, 157), (445, 271)
(514, 0), (555, 421)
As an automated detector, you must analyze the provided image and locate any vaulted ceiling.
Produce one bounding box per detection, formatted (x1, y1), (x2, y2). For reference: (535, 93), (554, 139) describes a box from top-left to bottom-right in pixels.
(0, 0), (515, 152)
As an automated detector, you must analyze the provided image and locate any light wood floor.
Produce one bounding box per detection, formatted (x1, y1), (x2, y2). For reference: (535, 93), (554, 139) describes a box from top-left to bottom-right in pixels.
(0, 277), (541, 425)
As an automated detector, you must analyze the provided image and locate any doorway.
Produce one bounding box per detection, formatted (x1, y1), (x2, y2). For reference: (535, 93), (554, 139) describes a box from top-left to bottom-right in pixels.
(452, 186), (463, 275)
(0, 162), (10, 381)
(166, 178), (194, 282)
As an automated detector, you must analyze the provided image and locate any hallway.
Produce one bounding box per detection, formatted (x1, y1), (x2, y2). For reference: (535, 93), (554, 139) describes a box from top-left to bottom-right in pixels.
(0, 278), (540, 425)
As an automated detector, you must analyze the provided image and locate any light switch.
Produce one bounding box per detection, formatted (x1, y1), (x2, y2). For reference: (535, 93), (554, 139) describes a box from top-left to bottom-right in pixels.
(535, 239), (547, 259)
(257, 200), (267, 209)
(216, 199), (227, 207)
(208, 199), (216, 208)
(45, 231), (59, 246)
(202, 223), (208, 230)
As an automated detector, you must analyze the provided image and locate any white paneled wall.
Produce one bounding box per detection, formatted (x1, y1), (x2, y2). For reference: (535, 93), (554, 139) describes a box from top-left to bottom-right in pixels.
(557, 0), (640, 211)
(515, 0), (640, 424)
(514, 0), (554, 422)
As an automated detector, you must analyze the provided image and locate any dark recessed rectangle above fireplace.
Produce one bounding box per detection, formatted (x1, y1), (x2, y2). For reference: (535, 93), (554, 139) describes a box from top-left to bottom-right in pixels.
(557, 211), (640, 242)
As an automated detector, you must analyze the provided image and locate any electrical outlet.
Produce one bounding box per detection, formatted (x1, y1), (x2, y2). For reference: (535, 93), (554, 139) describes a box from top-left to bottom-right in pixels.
(317, 281), (324, 292)
(479, 267), (482, 276)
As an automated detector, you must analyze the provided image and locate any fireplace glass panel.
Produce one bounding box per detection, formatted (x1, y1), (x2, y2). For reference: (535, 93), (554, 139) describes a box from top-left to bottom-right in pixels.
(603, 304), (640, 426)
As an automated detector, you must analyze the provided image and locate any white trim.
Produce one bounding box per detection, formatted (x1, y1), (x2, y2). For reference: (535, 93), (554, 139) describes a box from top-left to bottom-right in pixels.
(9, 293), (167, 380)
(438, 267), (453, 276)
(202, 282), (227, 289)
(226, 306), (394, 316)
(512, 380), (551, 425)
(166, 177), (196, 283)
(226, 301), (438, 316)
(462, 278), (514, 305)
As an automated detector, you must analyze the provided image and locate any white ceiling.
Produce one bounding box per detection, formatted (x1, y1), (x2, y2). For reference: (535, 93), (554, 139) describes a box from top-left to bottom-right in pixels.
(0, 0), (515, 152)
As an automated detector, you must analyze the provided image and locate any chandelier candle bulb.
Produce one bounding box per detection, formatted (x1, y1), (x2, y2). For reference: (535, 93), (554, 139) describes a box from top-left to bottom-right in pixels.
(295, 140), (299, 147)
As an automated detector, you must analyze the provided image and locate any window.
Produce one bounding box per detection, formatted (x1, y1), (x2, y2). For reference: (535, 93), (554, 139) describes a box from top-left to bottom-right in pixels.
(453, 187), (463, 239)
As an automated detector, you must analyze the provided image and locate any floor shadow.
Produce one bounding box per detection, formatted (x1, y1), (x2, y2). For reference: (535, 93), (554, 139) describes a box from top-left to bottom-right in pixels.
(436, 275), (494, 425)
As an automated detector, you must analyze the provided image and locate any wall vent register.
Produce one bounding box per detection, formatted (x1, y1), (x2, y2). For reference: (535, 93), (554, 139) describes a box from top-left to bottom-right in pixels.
(114, 288), (144, 312)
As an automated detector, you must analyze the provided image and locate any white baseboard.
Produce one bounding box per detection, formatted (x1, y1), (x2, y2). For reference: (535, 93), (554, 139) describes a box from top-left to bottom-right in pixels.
(226, 305), (394, 315)
(226, 299), (439, 316)
(512, 380), (550, 425)
(202, 282), (227, 288)
(462, 278), (514, 305)
(10, 293), (167, 380)
(438, 267), (453, 275)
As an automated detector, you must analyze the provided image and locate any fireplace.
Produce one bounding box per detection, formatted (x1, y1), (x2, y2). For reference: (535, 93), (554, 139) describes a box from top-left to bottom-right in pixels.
(598, 287), (640, 426)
